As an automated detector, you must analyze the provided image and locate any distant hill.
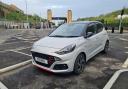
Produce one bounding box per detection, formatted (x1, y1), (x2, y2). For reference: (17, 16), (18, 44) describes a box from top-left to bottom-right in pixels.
(103, 8), (128, 18)
(77, 8), (128, 27)
(78, 8), (128, 20)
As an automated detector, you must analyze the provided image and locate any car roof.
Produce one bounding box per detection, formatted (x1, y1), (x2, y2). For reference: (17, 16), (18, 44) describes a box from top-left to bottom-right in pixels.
(71, 21), (103, 25)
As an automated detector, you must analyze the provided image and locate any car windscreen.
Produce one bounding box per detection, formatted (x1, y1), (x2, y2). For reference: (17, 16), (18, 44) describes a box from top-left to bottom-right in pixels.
(49, 23), (86, 37)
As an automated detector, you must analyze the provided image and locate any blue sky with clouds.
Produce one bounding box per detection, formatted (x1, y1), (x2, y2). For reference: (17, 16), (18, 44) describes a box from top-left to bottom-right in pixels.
(2, 0), (128, 20)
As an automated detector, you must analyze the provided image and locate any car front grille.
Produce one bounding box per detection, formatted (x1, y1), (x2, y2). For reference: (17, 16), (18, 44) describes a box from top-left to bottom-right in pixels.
(31, 51), (55, 68)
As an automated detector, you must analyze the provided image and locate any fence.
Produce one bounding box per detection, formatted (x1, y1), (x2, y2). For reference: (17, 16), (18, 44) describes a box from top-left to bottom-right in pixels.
(0, 20), (52, 29)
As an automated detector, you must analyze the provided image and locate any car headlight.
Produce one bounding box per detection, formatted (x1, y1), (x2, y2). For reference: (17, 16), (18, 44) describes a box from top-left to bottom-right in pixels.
(55, 44), (76, 55)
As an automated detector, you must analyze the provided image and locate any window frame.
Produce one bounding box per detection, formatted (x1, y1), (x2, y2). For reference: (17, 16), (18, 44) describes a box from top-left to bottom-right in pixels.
(85, 23), (97, 37)
(96, 23), (104, 33)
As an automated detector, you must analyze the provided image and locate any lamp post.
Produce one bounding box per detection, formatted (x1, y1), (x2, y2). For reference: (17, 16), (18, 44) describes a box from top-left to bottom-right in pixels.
(119, 7), (125, 34)
(25, 0), (28, 22)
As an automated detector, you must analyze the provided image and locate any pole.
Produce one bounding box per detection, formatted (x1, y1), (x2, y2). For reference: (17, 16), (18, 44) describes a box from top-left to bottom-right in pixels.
(119, 7), (124, 33)
(119, 15), (123, 33)
(25, 0), (28, 22)
(40, 12), (42, 28)
(40, 12), (41, 22)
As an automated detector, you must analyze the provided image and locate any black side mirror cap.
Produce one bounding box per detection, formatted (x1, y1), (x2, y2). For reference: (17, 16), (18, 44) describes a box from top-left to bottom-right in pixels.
(85, 32), (93, 38)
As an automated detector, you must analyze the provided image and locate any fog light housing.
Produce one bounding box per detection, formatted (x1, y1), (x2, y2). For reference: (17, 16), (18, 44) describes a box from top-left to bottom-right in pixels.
(53, 64), (68, 70)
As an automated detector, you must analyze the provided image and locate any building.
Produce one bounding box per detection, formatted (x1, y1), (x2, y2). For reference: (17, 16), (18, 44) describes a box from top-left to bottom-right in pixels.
(0, 1), (24, 18)
(9, 4), (24, 13)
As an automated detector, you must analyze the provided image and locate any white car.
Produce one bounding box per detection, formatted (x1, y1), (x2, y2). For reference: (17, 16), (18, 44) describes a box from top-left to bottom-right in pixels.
(31, 21), (109, 74)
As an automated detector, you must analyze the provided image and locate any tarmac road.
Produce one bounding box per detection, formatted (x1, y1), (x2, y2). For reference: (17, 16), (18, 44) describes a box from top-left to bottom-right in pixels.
(0, 29), (128, 89)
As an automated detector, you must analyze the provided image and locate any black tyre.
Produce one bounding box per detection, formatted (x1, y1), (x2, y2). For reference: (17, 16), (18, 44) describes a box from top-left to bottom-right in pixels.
(73, 53), (86, 75)
(103, 41), (109, 53)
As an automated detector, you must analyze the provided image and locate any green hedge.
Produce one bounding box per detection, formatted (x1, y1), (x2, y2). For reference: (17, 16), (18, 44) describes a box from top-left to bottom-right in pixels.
(78, 18), (128, 27)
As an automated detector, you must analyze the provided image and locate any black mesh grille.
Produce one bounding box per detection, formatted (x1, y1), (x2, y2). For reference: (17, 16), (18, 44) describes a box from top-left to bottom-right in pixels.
(53, 64), (68, 70)
(31, 51), (55, 68)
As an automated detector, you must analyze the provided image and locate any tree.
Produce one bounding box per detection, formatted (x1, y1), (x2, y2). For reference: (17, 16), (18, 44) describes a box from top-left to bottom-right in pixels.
(6, 11), (25, 21)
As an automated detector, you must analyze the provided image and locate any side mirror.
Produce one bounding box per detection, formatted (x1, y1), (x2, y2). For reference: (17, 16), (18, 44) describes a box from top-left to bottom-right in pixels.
(85, 32), (93, 38)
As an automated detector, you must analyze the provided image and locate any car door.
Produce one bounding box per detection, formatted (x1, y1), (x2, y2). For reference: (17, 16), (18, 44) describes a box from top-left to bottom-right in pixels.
(94, 23), (105, 53)
(84, 23), (98, 60)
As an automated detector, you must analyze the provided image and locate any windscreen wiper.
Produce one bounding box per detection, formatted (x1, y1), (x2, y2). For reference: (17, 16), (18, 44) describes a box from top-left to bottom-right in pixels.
(49, 35), (66, 37)
(64, 36), (80, 37)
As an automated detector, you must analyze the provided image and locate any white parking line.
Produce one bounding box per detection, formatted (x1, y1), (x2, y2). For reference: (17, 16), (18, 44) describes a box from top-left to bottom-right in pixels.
(0, 50), (10, 53)
(125, 52), (128, 54)
(124, 47), (128, 49)
(0, 41), (19, 45)
(103, 69), (128, 89)
(15, 37), (38, 41)
(10, 50), (31, 57)
(0, 60), (31, 74)
(0, 47), (31, 53)
(122, 58), (128, 68)
(0, 41), (32, 46)
(13, 47), (31, 51)
(0, 82), (8, 89)
(119, 38), (128, 41)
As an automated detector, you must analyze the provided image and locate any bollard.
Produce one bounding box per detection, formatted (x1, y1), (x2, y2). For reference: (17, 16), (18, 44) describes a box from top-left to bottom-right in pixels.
(105, 26), (108, 31)
(120, 27), (123, 34)
(112, 27), (115, 33)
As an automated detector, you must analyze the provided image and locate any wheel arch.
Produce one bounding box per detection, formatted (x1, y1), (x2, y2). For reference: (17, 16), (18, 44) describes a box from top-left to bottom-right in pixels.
(79, 52), (87, 62)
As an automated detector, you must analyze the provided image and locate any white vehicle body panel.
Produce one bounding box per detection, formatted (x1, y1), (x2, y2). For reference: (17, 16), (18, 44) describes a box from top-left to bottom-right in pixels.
(31, 21), (109, 73)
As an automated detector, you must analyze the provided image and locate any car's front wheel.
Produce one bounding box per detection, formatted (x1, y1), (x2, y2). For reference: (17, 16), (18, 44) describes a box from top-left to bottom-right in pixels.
(73, 53), (86, 75)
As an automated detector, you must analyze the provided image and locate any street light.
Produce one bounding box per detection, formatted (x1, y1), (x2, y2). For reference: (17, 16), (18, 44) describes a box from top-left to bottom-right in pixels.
(25, 0), (28, 22)
(119, 7), (125, 34)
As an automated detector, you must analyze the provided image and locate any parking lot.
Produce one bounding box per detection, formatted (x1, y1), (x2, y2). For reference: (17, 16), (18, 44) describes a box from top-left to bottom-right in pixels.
(0, 29), (128, 89)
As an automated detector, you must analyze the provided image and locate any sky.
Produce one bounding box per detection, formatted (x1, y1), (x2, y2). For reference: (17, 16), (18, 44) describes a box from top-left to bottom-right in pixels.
(1, 0), (128, 20)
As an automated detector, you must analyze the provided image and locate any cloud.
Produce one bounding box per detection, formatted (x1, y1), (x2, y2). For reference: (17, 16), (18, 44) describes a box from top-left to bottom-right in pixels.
(44, 5), (68, 9)
(2, 0), (128, 19)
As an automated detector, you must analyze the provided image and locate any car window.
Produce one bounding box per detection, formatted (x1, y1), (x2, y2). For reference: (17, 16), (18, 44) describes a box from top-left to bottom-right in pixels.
(49, 23), (86, 37)
(96, 23), (103, 33)
(86, 24), (96, 36)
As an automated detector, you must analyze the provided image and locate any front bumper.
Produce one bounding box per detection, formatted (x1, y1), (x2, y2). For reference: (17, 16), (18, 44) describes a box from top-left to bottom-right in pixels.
(31, 49), (77, 73)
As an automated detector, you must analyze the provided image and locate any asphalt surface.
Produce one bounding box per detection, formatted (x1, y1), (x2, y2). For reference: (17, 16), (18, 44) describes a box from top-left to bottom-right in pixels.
(111, 71), (128, 89)
(0, 51), (31, 69)
(18, 47), (32, 55)
(0, 29), (50, 69)
(0, 29), (128, 89)
(4, 37), (24, 43)
(0, 41), (32, 51)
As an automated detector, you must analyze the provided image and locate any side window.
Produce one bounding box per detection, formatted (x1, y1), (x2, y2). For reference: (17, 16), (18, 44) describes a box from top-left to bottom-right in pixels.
(86, 24), (96, 36)
(96, 23), (103, 33)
